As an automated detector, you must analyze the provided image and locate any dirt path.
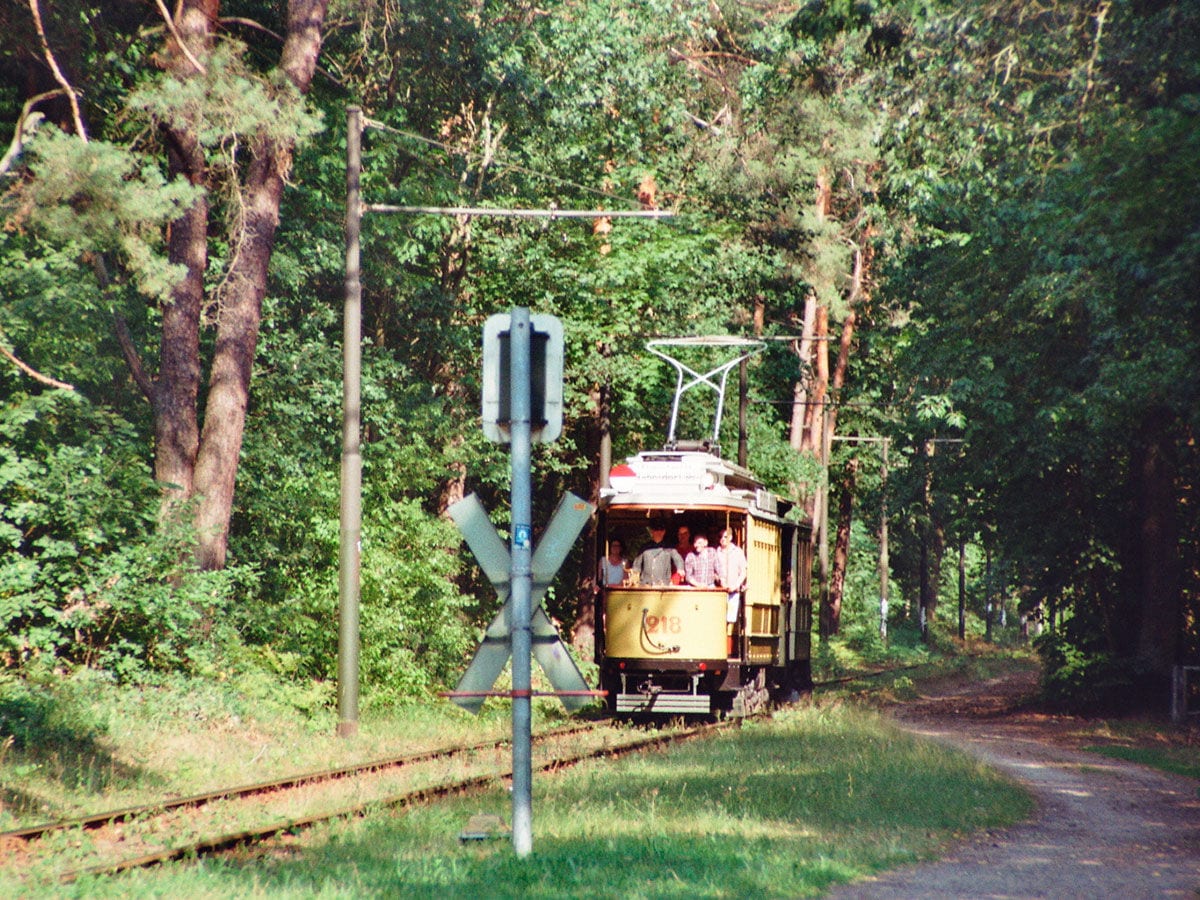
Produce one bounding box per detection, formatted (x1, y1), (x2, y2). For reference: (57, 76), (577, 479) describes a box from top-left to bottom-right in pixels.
(826, 670), (1200, 899)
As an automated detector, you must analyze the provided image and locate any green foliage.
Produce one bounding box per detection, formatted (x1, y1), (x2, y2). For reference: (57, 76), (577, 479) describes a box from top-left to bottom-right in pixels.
(0, 665), (105, 754)
(873, 0), (1200, 699)
(1034, 632), (1143, 714)
(17, 129), (198, 299)
(229, 294), (479, 701)
(1, 0), (1195, 716)
(126, 42), (323, 153)
(0, 390), (250, 679)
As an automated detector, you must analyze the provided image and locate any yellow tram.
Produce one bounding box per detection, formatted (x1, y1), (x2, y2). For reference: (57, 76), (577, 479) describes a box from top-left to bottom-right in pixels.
(595, 339), (813, 716)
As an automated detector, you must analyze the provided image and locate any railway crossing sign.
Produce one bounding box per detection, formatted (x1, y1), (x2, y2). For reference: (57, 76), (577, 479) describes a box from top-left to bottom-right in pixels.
(448, 491), (594, 714)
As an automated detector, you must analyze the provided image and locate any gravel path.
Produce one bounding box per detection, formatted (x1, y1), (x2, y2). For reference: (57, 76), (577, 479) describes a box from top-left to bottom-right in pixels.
(825, 673), (1200, 899)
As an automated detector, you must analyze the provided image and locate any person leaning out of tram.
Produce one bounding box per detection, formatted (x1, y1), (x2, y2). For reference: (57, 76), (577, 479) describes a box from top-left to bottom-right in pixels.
(716, 528), (748, 624)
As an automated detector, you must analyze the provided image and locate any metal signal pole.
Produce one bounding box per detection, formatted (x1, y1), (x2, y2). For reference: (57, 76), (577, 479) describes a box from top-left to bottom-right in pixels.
(507, 308), (535, 857)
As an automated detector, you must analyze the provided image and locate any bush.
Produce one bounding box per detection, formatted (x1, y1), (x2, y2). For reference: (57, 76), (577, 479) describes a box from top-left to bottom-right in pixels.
(1034, 631), (1143, 713)
(0, 390), (249, 680)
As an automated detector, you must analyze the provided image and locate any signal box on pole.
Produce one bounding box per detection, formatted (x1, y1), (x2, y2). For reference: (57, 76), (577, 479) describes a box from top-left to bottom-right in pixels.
(482, 313), (563, 444)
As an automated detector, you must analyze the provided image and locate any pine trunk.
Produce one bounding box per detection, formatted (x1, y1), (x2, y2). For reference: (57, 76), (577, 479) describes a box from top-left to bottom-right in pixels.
(824, 456), (859, 636)
(153, 0), (215, 510)
(153, 0), (330, 569)
(1133, 411), (1181, 678)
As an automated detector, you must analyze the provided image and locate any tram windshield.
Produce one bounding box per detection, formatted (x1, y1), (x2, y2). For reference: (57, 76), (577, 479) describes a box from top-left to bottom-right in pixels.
(602, 509), (747, 588)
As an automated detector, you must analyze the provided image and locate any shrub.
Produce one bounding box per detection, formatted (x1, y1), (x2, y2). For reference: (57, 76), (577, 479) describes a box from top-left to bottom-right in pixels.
(1034, 631), (1142, 713)
(0, 390), (248, 680)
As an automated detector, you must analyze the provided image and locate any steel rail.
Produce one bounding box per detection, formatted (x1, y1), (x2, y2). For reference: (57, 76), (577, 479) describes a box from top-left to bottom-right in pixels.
(10, 665), (933, 884)
(1, 720), (605, 844)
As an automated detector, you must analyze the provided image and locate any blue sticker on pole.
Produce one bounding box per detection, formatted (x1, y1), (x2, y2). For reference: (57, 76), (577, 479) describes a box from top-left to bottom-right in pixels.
(514, 524), (532, 550)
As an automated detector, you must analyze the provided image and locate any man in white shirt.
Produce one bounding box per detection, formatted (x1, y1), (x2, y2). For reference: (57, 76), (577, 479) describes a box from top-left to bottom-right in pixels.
(716, 528), (748, 627)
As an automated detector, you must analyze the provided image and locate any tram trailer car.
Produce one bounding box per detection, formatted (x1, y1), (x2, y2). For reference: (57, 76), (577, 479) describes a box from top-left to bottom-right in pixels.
(596, 449), (813, 717)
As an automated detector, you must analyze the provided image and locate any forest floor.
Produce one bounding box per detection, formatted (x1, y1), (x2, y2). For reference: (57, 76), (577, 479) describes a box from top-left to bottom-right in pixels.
(827, 666), (1200, 898)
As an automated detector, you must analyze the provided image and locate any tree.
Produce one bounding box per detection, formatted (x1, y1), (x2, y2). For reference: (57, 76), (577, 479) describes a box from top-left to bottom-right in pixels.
(876, 0), (1200, 699)
(8, 0), (330, 571)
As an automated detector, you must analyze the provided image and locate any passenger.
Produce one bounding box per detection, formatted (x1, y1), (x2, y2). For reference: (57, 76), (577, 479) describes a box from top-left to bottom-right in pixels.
(684, 533), (719, 588)
(599, 539), (628, 587)
(632, 520), (685, 586)
(671, 525), (692, 584)
(716, 528), (748, 626)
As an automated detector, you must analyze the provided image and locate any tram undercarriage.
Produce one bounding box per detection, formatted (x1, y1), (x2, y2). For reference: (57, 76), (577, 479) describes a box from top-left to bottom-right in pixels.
(603, 661), (782, 718)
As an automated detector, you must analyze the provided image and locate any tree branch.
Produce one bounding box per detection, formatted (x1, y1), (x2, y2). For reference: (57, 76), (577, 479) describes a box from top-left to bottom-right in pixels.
(25, 0), (88, 141)
(155, 0), (207, 75)
(113, 312), (156, 402)
(0, 337), (75, 391)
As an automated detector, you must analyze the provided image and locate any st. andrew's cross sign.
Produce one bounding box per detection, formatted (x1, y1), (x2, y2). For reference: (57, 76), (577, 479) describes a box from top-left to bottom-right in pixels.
(447, 308), (592, 856)
(447, 491), (594, 714)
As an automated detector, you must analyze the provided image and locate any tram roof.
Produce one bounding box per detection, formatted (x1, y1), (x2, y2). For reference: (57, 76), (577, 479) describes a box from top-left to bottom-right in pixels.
(599, 449), (793, 521)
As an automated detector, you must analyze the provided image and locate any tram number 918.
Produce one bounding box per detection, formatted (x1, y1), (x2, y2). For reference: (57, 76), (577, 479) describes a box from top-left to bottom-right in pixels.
(644, 614), (682, 634)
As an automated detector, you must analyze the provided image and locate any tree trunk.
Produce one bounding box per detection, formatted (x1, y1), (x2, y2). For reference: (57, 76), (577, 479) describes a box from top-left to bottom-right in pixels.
(916, 441), (932, 635)
(154, 0), (330, 569)
(192, 145), (285, 567)
(1133, 410), (1181, 678)
(929, 519), (946, 624)
(957, 534), (966, 640)
(154, 155), (205, 505)
(824, 455), (859, 636)
(800, 306), (829, 456)
(823, 245), (863, 445)
(788, 292), (818, 454)
(571, 378), (609, 659)
(153, 0), (216, 509)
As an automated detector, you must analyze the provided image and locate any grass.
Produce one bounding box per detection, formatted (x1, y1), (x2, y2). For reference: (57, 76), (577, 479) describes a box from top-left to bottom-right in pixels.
(6, 632), (1186, 897)
(46, 704), (1033, 899)
(1082, 744), (1200, 780)
(1074, 715), (1200, 781)
(0, 667), (568, 830)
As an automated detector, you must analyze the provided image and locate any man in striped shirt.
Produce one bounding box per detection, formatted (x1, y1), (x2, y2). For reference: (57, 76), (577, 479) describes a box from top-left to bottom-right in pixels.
(684, 533), (719, 587)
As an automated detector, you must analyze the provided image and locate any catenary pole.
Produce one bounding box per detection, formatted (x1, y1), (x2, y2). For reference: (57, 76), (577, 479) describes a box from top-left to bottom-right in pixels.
(338, 108), (672, 741)
(338, 106), (363, 737)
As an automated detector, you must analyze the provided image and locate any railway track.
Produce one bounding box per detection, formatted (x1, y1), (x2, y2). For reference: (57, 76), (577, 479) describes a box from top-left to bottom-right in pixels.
(1, 717), (733, 885)
(3, 661), (930, 886)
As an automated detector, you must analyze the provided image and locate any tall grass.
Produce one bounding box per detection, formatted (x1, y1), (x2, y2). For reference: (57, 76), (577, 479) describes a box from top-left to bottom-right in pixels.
(66, 704), (1032, 899)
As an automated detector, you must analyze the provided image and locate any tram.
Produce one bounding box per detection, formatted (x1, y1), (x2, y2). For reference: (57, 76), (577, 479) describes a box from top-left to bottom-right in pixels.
(595, 338), (813, 717)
